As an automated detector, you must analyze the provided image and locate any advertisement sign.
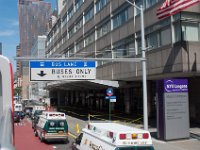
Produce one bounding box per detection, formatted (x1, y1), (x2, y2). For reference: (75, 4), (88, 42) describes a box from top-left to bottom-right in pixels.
(164, 79), (188, 93)
(157, 79), (189, 140)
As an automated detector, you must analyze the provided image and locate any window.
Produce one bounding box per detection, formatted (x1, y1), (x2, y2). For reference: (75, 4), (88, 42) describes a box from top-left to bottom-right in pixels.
(76, 40), (84, 51)
(75, 0), (83, 11)
(146, 32), (159, 49)
(113, 9), (128, 29)
(85, 7), (94, 23)
(85, 32), (95, 46)
(75, 17), (83, 32)
(68, 27), (74, 38)
(182, 22), (199, 41)
(160, 27), (171, 45)
(145, 0), (158, 9)
(174, 22), (181, 42)
(96, 0), (108, 13)
(96, 21), (110, 39)
(135, 0), (143, 15)
(69, 46), (75, 56)
(113, 37), (135, 58)
(68, 6), (74, 20)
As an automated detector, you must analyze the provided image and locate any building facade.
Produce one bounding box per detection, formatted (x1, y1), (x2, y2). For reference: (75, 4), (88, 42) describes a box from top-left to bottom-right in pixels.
(18, 0), (51, 99)
(16, 44), (22, 77)
(46, 0), (200, 124)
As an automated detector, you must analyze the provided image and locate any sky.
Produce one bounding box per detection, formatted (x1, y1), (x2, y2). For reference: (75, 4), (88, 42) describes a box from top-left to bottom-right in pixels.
(0, 0), (56, 72)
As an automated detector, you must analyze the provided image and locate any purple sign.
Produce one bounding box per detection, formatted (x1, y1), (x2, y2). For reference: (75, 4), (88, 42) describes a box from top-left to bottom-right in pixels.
(164, 79), (188, 93)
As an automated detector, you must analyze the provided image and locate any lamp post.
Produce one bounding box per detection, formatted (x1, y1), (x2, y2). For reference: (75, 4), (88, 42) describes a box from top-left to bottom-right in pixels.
(125, 0), (148, 130)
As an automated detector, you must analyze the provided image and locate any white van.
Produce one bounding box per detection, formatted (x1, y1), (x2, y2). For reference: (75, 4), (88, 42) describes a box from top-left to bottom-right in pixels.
(31, 105), (46, 119)
(72, 122), (154, 150)
(35, 111), (68, 142)
(14, 103), (23, 112)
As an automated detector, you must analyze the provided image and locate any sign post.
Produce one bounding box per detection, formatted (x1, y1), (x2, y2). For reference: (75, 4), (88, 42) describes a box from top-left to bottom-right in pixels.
(106, 88), (115, 121)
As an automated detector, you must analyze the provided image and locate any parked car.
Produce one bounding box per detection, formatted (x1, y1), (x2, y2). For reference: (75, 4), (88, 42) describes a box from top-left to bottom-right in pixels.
(14, 111), (20, 122)
(32, 110), (44, 129)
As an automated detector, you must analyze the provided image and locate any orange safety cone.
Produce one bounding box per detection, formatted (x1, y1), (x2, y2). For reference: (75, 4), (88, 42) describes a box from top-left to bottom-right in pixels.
(76, 123), (80, 134)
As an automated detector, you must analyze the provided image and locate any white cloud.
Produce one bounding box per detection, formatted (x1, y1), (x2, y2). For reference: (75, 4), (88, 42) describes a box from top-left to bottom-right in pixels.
(0, 30), (15, 36)
(10, 20), (19, 26)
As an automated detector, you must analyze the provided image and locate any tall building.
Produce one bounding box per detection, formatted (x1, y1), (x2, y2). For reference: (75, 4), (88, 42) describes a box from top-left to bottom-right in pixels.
(18, 0), (51, 99)
(16, 44), (22, 77)
(46, 0), (200, 124)
(18, 0), (51, 60)
(0, 42), (2, 55)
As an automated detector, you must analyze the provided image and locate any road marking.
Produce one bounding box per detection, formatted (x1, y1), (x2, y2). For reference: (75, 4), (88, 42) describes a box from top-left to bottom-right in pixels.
(69, 132), (77, 139)
(52, 146), (57, 149)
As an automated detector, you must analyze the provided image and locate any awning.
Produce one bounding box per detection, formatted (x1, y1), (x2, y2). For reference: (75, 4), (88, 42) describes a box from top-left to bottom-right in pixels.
(46, 80), (119, 90)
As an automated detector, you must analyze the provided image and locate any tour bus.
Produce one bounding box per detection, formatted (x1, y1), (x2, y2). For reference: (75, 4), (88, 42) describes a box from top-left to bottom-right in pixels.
(72, 122), (154, 150)
(35, 111), (68, 142)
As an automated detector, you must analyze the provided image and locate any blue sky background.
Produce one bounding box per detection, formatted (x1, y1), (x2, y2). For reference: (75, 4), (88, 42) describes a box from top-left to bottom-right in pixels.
(0, 0), (56, 72)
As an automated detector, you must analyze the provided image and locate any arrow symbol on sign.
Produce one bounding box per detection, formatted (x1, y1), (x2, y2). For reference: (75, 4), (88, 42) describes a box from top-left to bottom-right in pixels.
(37, 71), (46, 77)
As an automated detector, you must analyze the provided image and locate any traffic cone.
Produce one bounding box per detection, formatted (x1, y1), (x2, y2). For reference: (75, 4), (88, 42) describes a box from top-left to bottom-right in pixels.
(76, 123), (80, 134)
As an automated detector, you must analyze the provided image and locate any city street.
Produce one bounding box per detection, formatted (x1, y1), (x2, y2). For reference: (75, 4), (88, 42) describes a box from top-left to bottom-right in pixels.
(1, 0), (200, 150)
(14, 110), (200, 150)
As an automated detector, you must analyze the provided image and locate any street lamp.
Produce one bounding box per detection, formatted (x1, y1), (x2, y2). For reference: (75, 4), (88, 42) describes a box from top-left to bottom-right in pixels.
(125, 0), (148, 130)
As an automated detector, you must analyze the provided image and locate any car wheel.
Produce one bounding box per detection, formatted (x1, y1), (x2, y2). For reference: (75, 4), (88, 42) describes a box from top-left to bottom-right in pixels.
(39, 133), (44, 142)
(34, 130), (38, 137)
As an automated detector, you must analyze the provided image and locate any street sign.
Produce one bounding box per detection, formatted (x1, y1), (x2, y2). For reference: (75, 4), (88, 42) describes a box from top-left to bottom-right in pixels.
(30, 61), (96, 81)
(106, 88), (113, 96)
(105, 96), (116, 99)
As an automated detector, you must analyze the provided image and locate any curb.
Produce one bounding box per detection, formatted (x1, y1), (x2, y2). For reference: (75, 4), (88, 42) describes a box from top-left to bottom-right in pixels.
(190, 132), (200, 140)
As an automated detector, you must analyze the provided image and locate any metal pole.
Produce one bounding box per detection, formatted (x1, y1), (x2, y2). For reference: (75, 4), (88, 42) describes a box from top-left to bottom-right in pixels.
(125, 0), (148, 131)
(140, 5), (148, 130)
(109, 100), (111, 121)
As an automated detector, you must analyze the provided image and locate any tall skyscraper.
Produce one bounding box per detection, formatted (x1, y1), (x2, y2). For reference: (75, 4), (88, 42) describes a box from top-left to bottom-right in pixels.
(18, 0), (51, 60)
(18, 0), (51, 99)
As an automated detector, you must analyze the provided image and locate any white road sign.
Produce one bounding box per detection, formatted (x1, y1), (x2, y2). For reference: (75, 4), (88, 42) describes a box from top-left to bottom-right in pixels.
(30, 61), (96, 81)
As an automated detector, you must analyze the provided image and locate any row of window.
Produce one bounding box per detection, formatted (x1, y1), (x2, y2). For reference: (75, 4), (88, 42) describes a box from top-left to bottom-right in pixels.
(47, 2), (200, 63)
(53, 20), (200, 61)
(48, 0), (162, 44)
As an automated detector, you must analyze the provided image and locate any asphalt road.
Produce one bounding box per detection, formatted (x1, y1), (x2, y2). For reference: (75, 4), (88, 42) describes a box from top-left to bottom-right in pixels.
(14, 114), (200, 150)
(14, 118), (74, 150)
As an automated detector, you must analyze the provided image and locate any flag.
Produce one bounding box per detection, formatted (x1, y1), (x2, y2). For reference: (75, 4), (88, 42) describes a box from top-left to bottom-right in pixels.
(157, 0), (200, 19)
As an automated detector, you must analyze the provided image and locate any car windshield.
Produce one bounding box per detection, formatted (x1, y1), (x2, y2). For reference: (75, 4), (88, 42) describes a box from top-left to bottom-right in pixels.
(34, 110), (43, 116)
(14, 112), (19, 115)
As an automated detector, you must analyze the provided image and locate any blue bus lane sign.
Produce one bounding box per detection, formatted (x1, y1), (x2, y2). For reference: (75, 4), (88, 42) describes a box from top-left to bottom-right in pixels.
(30, 61), (96, 81)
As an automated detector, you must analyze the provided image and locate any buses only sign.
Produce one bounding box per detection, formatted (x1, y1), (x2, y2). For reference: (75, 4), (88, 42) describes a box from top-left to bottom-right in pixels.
(29, 61), (96, 81)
